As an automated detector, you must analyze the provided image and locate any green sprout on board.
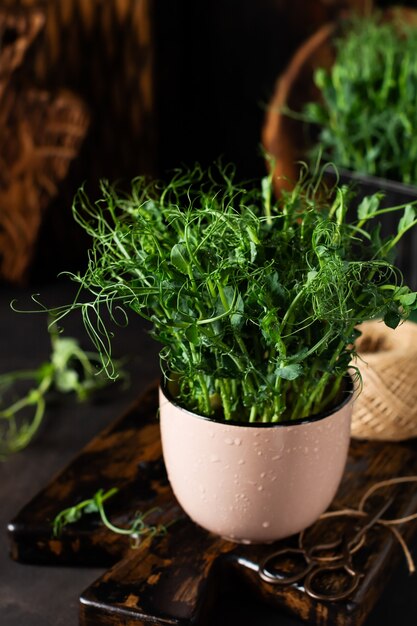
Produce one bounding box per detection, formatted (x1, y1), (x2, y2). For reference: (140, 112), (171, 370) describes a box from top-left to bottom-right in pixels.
(52, 487), (167, 548)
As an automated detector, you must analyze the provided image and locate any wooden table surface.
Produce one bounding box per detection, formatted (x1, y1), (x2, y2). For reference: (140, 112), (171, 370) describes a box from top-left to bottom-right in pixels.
(1, 280), (416, 626)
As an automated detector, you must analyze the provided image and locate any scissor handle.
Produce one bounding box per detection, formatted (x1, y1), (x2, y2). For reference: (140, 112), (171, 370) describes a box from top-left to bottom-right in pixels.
(304, 561), (362, 601)
(258, 547), (314, 585)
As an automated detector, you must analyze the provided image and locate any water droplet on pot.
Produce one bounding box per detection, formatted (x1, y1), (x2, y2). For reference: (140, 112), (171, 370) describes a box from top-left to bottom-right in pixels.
(234, 438), (242, 446)
(272, 454), (282, 461)
(225, 437), (234, 445)
(238, 459), (245, 465)
(303, 446), (309, 455)
(260, 472), (266, 478)
(210, 455), (220, 463)
(262, 521), (270, 528)
(257, 485), (264, 491)
(257, 450), (263, 456)
(313, 447), (319, 453)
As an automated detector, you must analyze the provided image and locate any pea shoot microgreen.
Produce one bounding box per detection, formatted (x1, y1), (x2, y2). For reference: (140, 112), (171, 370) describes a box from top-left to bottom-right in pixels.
(303, 12), (417, 184)
(42, 163), (417, 423)
(0, 324), (126, 458)
(52, 487), (166, 548)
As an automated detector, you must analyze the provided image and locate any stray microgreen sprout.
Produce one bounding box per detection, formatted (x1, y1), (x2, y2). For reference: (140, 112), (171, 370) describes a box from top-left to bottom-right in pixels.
(52, 487), (167, 548)
(0, 324), (127, 459)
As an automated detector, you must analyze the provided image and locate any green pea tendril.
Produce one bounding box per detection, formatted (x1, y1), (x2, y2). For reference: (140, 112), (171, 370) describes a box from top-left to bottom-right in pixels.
(0, 324), (126, 459)
(52, 487), (167, 548)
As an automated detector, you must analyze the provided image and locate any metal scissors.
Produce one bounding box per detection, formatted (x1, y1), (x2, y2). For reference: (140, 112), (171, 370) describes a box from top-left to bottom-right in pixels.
(258, 498), (393, 601)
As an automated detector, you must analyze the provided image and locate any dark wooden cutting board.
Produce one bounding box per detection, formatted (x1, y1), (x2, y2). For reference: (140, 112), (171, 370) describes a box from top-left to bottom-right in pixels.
(7, 383), (417, 626)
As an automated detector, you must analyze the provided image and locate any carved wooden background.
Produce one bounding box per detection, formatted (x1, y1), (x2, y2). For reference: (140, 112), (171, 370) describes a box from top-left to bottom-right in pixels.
(0, 0), (397, 282)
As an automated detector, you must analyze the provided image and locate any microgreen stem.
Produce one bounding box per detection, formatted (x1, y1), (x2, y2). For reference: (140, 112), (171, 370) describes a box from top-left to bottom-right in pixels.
(1, 326), (125, 458)
(52, 488), (166, 547)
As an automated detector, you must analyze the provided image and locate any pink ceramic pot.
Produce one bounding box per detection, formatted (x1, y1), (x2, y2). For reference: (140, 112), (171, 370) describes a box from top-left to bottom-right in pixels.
(159, 384), (353, 543)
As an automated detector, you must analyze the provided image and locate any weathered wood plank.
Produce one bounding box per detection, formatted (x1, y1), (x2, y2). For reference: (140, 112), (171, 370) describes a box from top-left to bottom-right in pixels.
(8, 383), (417, 625)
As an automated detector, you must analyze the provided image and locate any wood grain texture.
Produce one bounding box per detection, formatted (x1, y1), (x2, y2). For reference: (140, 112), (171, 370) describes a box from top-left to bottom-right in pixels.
(0, 6), (44, 101)
(2, 0), (155, 181)
(0, 6), (89, 283)
(8, 383), (417, 625)
(8, 386), (177, 566)
(1, 0), (155, 280)
(0, 86), (89, 283)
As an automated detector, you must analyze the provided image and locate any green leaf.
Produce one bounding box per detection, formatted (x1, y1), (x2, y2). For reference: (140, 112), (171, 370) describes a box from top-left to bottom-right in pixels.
(260, 309), (281, 344)
(246, 225), (260, 245)
(65, 507), (83, 523)
(231, 293), (244, 329)
(170, 243), (189, 275)
(84, 501), (100, 514)
(55, 369), (79, 393)
(52, 337), (80, 370)
(185, 324), (199, 344)
(314, 68), (328, 90)
(315, 245), (328, 258)
(384, 310), (401, 329)
(398, 204), (416, 235)
(307, 270), (318, 284)
(275, 364), (303, 381)
(399, 292), (417, 307)
(265, 272), (284, 297)
(217, 286), (244, 329)
(304, 102), (327, 124)
(370, 223), (382, 250)
(357, 194), (383, 221)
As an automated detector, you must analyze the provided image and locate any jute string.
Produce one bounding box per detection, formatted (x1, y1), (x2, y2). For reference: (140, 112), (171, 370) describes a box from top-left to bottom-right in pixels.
(352, 320), (417, 441)
(305, 477), (417, 573)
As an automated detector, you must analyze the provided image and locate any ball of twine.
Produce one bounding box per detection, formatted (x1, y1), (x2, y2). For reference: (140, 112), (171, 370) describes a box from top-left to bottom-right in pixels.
(352, 320), (417, 441)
